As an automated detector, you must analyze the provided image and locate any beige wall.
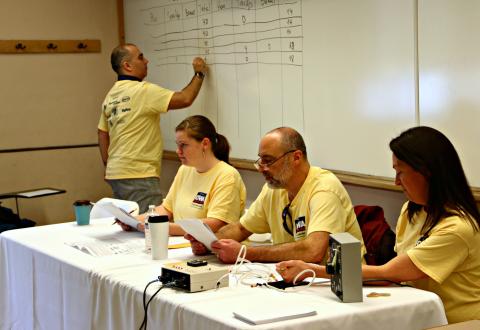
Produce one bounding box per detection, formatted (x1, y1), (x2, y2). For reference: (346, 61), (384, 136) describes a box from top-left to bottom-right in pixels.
(0, 149), (111, 225)
(1, 0), (119, 225)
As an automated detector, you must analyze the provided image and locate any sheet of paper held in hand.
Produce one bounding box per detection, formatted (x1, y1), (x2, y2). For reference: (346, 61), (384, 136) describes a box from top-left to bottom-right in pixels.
(176, 219), (217, 251)
(98, 202), (139, 228)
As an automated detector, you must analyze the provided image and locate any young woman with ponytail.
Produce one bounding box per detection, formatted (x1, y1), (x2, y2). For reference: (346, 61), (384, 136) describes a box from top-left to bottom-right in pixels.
(119, 115), (246, 235)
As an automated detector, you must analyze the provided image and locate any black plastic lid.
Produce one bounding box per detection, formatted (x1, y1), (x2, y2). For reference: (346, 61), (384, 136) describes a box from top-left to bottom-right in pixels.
(148, 215), (169, 223)
(73, 200), (91, 206)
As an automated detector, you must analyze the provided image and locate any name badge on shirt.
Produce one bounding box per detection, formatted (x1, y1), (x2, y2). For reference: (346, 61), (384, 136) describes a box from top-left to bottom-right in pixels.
(192, 192), (207, 209)
(294, 216), (306, 240)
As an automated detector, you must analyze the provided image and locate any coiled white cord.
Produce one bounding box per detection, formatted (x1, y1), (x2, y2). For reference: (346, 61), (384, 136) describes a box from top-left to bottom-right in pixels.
(216, 244), (325, 292)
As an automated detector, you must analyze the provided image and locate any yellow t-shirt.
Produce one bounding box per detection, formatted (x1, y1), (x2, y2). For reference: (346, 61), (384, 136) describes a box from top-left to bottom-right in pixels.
(240, 166), (365, 263)
(162, 161), (246, 223)
(395, 203), (480, 323)
(98, 79), (174, 179)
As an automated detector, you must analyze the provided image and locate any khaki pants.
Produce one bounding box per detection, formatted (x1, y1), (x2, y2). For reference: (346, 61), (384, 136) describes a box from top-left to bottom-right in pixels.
(107, 177), (162, 213)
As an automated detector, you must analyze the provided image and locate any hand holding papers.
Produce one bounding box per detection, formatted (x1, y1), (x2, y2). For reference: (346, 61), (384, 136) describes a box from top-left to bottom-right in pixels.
(176, 219), (217, 251)
(98, 202), (140, 229)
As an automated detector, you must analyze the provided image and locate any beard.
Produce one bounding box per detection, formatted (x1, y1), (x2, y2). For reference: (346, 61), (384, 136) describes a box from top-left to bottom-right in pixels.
(264, 159), (293, 189)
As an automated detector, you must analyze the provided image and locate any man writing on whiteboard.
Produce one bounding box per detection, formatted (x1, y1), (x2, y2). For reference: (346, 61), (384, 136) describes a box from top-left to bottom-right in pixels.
(98, 44), (207, 213)
(187, 127), (366, 263)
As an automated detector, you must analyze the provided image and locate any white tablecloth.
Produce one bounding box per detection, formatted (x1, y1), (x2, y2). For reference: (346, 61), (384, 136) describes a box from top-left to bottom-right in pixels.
(0, 219), (448, 330)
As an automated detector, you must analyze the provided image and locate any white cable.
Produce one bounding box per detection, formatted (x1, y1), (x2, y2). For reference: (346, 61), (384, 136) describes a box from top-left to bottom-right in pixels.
(237, 263), (273, 286)
(231, 244), (247, 275)
(221, 243), (318, 292)
(293, 269), (316, 289)
(227, 245), (274, 286)
(215, 272), (229, 290)
(311, 279), (331, 285)
(216, 244), (257, 290)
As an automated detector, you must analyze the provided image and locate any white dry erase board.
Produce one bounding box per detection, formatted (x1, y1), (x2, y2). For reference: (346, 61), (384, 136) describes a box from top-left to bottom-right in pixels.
(123, 0), (480, 187)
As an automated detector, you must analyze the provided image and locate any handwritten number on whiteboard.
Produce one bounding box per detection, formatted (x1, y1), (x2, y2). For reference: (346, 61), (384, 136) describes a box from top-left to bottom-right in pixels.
(149, 12), (157, 23)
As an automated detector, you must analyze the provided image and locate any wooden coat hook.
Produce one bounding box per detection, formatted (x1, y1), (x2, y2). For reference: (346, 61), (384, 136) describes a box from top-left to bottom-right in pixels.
(47, 43), (58, 50)
(1, 39), (101, 54)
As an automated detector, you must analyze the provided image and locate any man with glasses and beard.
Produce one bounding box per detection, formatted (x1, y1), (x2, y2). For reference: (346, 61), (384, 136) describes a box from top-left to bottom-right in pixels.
(186, 127), (365, 264)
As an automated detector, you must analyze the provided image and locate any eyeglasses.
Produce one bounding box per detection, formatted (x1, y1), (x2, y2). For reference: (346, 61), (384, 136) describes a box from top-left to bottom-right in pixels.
(282, 202), (293, 236)
(254, 150), (296, 170)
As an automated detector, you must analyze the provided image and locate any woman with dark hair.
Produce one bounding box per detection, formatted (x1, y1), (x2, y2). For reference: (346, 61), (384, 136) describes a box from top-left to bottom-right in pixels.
(119, 115), (246, 235)
(276, 126), (480, 323)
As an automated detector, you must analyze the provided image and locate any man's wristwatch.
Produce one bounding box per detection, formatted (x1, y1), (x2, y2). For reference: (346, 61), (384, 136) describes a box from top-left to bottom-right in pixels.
(195, 71), (205, 79)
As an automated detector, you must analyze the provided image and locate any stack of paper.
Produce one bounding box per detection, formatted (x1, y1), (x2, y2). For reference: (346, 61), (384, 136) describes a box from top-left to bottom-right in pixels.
(233, 290), (317, 325)
(233, 304), (316, 325)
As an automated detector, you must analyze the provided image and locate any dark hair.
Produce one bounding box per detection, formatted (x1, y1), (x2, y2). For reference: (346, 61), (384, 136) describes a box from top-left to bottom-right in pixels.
(268, 127), (307, 159)
(110, 44), (134, 74)
(176, 115), (230, 163)
(390, 126), (480, 233)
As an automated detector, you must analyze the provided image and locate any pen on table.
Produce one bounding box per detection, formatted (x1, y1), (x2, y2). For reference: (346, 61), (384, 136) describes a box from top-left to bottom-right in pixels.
(112, 208), (137, 225)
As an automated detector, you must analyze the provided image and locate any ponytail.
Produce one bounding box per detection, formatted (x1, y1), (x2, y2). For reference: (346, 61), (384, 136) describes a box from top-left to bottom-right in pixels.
(213, 133), (230, 164)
